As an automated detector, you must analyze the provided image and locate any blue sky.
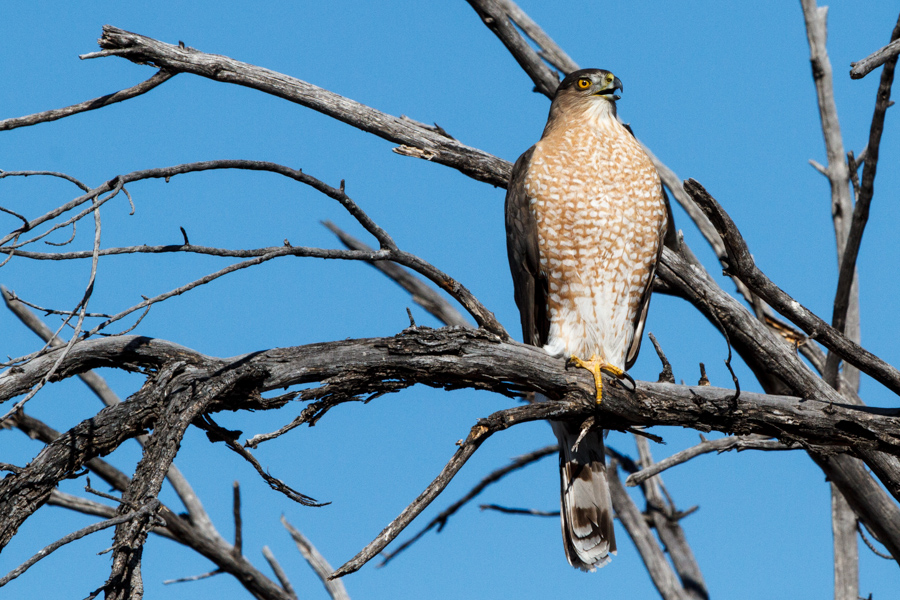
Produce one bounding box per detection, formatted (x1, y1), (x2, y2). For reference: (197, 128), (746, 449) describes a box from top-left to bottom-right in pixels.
(2, 1), (899, 598)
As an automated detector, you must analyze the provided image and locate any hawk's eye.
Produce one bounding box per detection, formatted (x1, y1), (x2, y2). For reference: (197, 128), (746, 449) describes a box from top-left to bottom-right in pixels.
(576, 78), (592, 90)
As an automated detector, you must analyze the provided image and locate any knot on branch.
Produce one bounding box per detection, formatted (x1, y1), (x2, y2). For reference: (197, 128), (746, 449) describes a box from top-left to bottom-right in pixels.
(378, 326), (502, 356)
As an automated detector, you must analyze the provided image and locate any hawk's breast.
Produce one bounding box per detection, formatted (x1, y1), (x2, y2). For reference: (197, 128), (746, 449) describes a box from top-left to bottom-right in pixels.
(523, 117), (667, 367)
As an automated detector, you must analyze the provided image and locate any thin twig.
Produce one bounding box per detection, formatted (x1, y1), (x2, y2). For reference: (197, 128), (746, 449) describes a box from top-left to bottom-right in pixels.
(478, 504), (557, 516)
(331, 401), (585, 579)
(262, 546), (298, 600)
(163, 570), (223, 585)
(0, 195), (101, 423)
(379, 444), (557, 566)
(323, 220), (471, 328)
(0, 70), (174, 131)
(197, 416), (327, 507)
(649, 333), (675, 384)
(233, 481), (243, 557)
(0, 500), (160, 588)
(626, 435), (797, 487)
(858, 521), (893, 559)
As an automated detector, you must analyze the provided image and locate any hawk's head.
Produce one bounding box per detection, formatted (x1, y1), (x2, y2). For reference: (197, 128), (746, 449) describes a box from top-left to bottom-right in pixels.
(556, 69), (623, 102)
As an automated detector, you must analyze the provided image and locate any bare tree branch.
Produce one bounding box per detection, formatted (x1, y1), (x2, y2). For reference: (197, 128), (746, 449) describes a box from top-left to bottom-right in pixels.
(2, 160), (506, 339)
(493, 0), (578, 72)
(0, 70), (174, 131)
(379, 444), (557, 566)
(196, 415), (327, 507)
(800, 1), (855, 254)
(851, 37), (900, 79)
(282, 517), (350, 600)
(827, 13), (900, 385)
(464, 0), (561, 97)
(478, 504), (557, 517)
(262, 546), (298, 600)
(657, 246), (900, 560)
(683, 179), (900, 396)
(607, 461), (688, 600)
(626, 435), (797, 487)
(634, 437), (708, 600)
(322, 220), (472, 328)
(84, 26), (511, 186)
(12, 413), (293, 600)
(831, 483), (859, 600)
(2, 285), (221, 542)
(0, 500), (161, 589)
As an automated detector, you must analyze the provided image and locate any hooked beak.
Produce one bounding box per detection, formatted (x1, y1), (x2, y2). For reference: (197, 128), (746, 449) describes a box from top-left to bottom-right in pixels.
(595, 76), (623, 100)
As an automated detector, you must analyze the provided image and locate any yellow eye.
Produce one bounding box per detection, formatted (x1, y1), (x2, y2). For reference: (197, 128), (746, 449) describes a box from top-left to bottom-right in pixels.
(576, 78), (591, 90)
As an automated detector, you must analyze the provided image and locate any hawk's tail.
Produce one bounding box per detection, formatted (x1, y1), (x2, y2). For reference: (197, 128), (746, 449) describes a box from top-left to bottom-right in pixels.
(551, 420), (617, 571)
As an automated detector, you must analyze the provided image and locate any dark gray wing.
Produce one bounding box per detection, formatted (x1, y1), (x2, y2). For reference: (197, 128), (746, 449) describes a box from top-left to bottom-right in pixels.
(624, 186), (671, 370)
(505, 146), (549, 347)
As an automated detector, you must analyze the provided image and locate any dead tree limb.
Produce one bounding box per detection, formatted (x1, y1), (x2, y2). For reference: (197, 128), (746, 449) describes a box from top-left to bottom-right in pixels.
(0, 70), (174, 132)
(683, 179), (900, 396)
(84, 26), (510, 187)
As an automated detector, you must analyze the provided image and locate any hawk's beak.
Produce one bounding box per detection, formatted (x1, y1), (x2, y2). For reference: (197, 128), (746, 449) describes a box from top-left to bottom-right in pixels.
(595, 76), (623, 100)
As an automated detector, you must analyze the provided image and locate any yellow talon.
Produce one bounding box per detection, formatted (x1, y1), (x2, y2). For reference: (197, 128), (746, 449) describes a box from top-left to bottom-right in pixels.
(570, 354), (624, 404)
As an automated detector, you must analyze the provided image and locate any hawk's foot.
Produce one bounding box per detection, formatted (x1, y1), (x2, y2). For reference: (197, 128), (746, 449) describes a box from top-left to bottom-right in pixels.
(569, 355), (625, 404)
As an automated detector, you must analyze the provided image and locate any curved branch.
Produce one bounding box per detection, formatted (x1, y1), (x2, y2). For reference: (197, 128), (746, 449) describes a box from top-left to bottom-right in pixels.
(3, 160), (505, 338)
(379, 444), (557, 566)
(683, 179), (900, 396)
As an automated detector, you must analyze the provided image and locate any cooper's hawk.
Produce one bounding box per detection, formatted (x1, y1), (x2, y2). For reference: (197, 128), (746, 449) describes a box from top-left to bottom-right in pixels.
(505, 69), (668, 571)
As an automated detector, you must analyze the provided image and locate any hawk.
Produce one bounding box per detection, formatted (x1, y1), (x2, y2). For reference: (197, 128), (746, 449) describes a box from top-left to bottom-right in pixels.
(505, 69), (668, 571)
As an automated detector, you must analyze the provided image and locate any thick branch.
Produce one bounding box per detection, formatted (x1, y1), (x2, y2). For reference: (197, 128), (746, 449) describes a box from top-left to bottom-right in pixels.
(5, 330), (900, 460)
